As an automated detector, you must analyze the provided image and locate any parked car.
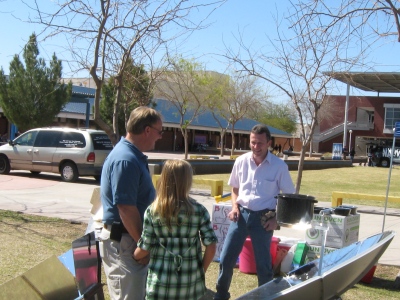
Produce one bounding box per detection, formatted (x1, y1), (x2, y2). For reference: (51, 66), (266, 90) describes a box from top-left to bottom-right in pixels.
(0, 127), (113, 182)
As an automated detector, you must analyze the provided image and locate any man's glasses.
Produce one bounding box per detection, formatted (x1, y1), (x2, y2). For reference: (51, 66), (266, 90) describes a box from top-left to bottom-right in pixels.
(148, 126), (163, 136)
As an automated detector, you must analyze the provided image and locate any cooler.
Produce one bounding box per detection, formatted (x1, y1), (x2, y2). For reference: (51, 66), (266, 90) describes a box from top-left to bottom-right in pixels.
(239, 236), (279, 274)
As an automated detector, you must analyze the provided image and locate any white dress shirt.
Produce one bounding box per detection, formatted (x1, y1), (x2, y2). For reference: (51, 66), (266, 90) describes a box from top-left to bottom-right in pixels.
(228, 151), (295, 211)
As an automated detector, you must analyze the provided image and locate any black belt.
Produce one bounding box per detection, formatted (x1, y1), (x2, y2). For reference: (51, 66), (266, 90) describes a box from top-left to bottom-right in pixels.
(238, 205), (275, 216)
(104, 222), (128, 234)
(104, 222), (128, 242)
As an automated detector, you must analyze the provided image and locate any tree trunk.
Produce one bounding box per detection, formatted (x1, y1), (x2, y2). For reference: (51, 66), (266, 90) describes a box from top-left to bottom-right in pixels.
(295, 144), (308, 194)
(184, 129), (189, 160)
(230, 129), (235, 156)
(91, 75), (118, 145)
(220, 131), (225, 157)
(113, 79), (123, 142)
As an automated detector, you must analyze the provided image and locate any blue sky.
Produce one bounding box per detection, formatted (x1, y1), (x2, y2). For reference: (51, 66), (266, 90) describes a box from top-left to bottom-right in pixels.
(1, 0), (400, 101)
(0, 0), (279, 73)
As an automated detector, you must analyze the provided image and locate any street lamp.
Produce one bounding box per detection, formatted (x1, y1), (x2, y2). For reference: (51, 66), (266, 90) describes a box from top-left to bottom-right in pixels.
(349, 130), (353, 150)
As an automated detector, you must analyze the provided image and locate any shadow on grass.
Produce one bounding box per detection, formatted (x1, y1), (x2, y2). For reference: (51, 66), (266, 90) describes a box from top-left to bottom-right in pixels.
(360, 277), (400, 291)
(0, 210), (86, 250)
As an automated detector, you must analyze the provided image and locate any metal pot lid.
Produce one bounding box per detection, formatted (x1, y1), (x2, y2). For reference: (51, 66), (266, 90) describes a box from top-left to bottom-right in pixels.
(334, 207), (351, 216)
(276, 193), (318, 202)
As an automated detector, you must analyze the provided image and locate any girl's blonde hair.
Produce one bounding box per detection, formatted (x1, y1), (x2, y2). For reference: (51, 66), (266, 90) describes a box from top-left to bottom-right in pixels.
(151, 159), (194, 230)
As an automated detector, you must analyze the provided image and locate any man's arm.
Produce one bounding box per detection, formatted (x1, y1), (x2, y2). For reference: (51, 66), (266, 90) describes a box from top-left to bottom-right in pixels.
(118, 204), (142, 242)
(279, 167), (296, 194)
(118, 204), (150, 264)
(229, 187), (240, 222)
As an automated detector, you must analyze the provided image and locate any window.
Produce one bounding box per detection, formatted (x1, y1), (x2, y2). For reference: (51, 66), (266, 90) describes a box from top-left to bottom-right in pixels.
(58, 132), (86, 148)
(34, 131), (62, 147)
(384, 104), (400, 130)
(91, 133), (113, 150)
(16, 131), (38, 146)
(368, 112), (374, 124)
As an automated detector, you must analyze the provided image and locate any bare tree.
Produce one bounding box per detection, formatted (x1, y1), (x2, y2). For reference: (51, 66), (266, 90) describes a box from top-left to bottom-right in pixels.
(226, 5), (362, 192)
(100, 61), (154, 138)
(25, 0), (226, 144)
(203, 72), (231, 156)
(294, 0), (400, 43)
(205, 72), (263, 156)
(226, 74), (264, 156)
(155, 57), (213, 159)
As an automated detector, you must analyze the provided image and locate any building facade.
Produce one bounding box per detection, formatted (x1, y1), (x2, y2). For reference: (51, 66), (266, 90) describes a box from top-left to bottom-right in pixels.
(315, 95), (400, 156)
(1, 85), (295, 152)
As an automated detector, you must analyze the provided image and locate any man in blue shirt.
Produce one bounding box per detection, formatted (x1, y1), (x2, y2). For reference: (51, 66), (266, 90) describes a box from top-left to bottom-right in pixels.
(99, 106), (163, 300)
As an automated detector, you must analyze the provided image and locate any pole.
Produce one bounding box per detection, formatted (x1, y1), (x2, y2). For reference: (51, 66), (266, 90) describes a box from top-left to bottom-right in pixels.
(349, 130), (353, 150)
(343, 84), (350, 149)
(10, 124), (18, 140)
(383, 122), (400, 231)
(314, 223), (329, 276)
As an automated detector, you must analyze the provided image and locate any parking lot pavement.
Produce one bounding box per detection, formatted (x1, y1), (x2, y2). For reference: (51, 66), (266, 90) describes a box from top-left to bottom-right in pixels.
(0, 171), (98, 223)
(0, 171), (399, 266)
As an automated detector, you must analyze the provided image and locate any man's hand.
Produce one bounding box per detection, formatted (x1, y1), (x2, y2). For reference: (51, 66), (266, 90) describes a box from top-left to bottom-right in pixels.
(263, 216), (279, 231)
(228, 207), (240, 222)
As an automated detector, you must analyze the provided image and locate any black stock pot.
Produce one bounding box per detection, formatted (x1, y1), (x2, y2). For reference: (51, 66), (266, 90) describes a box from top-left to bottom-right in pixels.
(276, 193), (318, 227)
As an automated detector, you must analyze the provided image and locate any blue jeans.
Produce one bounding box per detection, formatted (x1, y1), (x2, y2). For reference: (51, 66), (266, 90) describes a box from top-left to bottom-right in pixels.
(214, 206), (274, 300)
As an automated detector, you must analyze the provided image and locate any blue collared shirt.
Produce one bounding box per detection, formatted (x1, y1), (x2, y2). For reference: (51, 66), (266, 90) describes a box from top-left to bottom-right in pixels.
(101, 137), (155, 224)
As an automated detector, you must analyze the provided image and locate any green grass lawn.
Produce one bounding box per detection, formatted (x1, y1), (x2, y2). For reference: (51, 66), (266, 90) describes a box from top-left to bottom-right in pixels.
(194, 166), (400, 208)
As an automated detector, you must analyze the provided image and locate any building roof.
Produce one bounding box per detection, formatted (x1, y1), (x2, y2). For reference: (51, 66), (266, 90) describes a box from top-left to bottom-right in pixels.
(59, 86), (95, 116)
(62, 97), (94, 114)
(324, 72), (400, 93)
(71, 85), (96, 97)
(64, 85), (292, 137)
(154, 98), (292, 137)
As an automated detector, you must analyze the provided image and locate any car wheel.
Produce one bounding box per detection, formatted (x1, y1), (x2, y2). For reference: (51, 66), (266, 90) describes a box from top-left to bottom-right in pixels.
(380, 158), (390, 168)
(0, 155), (10, 174)
(30, 171), (41, 175)
(61, 162), (79, 182)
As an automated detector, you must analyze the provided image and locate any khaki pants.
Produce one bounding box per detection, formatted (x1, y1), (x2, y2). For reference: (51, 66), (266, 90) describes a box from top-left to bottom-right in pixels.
(99, 232), (148, 300)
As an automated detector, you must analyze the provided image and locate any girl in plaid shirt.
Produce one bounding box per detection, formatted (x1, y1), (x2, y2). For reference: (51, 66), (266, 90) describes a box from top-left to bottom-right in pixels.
(134, 159), (217, 300)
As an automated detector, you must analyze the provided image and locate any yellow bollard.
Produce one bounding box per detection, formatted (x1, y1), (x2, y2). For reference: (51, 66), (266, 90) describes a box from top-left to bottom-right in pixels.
(152, 175), (224, 197)
(214, 193), (232, 203)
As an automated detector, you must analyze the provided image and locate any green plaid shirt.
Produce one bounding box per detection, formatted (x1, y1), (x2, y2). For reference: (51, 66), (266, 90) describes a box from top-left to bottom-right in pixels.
(138, 199), (217, 300)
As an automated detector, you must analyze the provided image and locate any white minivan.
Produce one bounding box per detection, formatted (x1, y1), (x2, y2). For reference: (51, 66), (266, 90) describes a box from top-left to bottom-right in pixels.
(0, 127), (113, 182)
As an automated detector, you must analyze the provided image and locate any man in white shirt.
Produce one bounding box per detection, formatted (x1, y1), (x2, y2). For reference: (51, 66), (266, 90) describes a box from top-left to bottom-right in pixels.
(214, 124), (295, 300)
